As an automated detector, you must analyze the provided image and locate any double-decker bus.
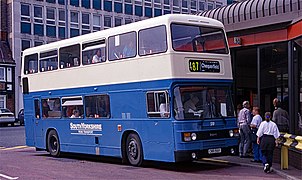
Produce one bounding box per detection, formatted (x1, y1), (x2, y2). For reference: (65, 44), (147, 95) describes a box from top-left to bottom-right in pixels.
(22, 14), (239, 166)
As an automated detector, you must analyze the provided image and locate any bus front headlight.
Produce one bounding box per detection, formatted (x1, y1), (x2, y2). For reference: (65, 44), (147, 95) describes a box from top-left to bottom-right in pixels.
(191, 133), (197, 141)
(229, 130), (234, 137)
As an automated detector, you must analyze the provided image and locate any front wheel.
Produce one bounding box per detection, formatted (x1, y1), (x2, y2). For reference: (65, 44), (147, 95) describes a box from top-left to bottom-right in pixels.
(47, 130), (61, 157)
(126, 133), (143, 166)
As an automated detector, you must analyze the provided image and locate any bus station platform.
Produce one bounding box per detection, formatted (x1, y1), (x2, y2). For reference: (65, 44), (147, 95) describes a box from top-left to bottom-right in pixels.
(210, 156), (302, 180)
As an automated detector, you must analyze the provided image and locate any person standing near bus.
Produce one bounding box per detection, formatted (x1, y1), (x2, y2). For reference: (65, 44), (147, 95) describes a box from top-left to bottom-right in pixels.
(237, 101), (252, 158)
(257, 112), (280, 173)
(272, 98), (289, 132)
(250, 107), (262, 163)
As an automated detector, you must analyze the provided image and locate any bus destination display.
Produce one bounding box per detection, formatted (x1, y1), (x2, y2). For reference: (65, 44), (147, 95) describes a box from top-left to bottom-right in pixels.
(189, 60), (220, 73)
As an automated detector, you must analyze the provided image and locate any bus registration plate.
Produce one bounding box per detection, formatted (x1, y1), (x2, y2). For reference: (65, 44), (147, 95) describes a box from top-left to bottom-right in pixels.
(189, 60), (220, 73)
(208, 148), (222, 154)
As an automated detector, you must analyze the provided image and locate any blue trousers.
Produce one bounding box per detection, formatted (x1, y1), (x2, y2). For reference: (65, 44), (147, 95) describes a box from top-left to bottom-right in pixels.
(261, 150), (274, 167)
(252, 142), (262, 161)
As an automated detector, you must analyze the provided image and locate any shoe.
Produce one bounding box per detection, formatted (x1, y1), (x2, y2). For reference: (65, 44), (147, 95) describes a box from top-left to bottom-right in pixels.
(268, 167), (273, 173)
(264, 163), (269, 173)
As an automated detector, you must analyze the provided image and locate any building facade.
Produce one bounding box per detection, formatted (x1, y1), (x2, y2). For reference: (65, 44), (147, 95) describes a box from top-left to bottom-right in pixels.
(199, 0), (302, 136)
(0, 0), (16, 113)
(7, 0), (227, 114)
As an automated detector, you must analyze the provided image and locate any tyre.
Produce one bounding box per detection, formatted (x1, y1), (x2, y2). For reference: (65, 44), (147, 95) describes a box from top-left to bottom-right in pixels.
(47, 130), (61, 157)
(125, 133), (143, 166)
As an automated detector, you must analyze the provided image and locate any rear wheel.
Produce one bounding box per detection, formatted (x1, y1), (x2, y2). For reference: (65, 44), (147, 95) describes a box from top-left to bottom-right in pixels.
(125, 133), (143, 166)
(47, 130), (60, 157)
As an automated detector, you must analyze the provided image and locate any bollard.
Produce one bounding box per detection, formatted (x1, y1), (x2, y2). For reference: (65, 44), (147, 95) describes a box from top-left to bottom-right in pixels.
(295, 136), (302, 150)
(281, 146), (289, 170)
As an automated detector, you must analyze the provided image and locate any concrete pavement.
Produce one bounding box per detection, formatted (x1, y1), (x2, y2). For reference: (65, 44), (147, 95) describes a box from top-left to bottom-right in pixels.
(210, 156), (302, 180)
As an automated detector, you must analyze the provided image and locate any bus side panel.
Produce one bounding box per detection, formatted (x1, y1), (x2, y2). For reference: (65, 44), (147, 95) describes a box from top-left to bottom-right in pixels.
(24, 96), (35, 147)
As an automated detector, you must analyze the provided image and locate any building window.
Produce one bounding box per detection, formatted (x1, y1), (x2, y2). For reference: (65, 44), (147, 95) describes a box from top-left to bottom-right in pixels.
(154, 8), (162, 17)
(216, 2), (222, 8)
(0, 96), (6, 109)
(0, 67), (5, 82)
(208, 2), (214, 10)
(21, 22), (31, 34)
(21, 4), (30, 16)
(82, 13), (90, 35)
(164, 0), (169, 5)
(104, 16), (112, 28)
(47, 8), (55, 20)
(84, 95), (111, 118)
(182, 0), (188, 8)
(34, 6), (43, 18)
(82, 0), (90, 8)
(199, 1), (205, 11)
(59, 44), (80, 68)
(125, 4), (133, 15)
(70, 28), (80, 37)
(115, 17), (122, 27)
(191, 0), (197, 9)
(93, 15), (101, 31)
(21, 40), (31, 51)
(58, 0), (65, 5)
(70, 0), (79, 7)
(93, 0), (101, 10)
(125, 18), (132, 24)
(71, 11), (79, 23)
(173, 0), (179, 7)
(104, 0), (112, 12)
(114, 2), (122, 13)
(144, 7), (152, 17)
(34, 24), (44, 36)
(34, 41), (43, 47)
(135, 5), (142, 16)
(46, 25), (56, 37)
(70, 11), (79, 33)
(164, 10), (171, 14)
(146, 91), (170, 118)
(46, 0), (56, 3)
(59, 27), (65, 39)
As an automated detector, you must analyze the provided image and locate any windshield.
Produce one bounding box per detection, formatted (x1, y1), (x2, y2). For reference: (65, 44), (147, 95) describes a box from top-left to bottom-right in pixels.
(171, 23), (228, 54)
(173, 86), (235, 120)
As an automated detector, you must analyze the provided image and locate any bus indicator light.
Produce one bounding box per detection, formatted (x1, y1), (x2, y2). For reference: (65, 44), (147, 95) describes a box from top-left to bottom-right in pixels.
(117, 125), (122, 131)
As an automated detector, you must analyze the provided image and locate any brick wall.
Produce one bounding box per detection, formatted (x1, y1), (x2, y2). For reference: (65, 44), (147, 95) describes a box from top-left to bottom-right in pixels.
(0, 0), (8, 41)
(273, 147), (302, 170)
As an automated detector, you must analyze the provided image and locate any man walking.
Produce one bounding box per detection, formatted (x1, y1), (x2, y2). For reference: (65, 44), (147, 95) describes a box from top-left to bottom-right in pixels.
(272, 98), (289, 132)
(237, 101), (252, 158)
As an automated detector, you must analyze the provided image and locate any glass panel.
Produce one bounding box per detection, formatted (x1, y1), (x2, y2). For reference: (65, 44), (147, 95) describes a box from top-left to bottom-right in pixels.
(34, 24), (44, 36)
(108, 32), (136, 60)
(46, 25), (56, 37)
(71, 11), (79, 23)
(84, 95), (111, 118)
(104, 16), (112, 27)
(125, 4), (133, 15)
(42, 98), (61, 118)
(114, 2), (122, 13)
(295, 37), (302, 134)
(59, 44), (80, 68)
(62, 97), (84, 118)
(139, 25), (167, 56)
(82, 39), (106, 65)
(82, 0), (90, 8)
(135, 5), (142, 16)
(58, 0), (65, 5)
(173, 86), (235, 120)
(260, 42), (289, 117)
(24, 54), (38, 74)
(34, 99), (40, 119)
(115, 17), (122, 27)
(21, 40), (31, 51)
(171, 23), (228, 54)
(146, 91), (170, 118)
(70, 28), (79, 37)
(21, 4), (30, 16)
(59, 10), (65, 21)
(104, 0), (113, 12)
(34, 6), (43, 18)
(93, 15), (101, 26)
(21, 22), (31, 34)
(59, 27), (65, 38)
(47, 8), (55, 19)
(40, 50), (58, 72)
(145, 7), (152, 17)
(70, 0), (79, 7)
(82, 13), (90, 24)
(93, 0), (101, 10)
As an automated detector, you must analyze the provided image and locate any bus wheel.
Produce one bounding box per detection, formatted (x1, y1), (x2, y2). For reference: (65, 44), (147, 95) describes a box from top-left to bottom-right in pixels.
(126, 133), (143, 166)
(47, 130), (61, 157)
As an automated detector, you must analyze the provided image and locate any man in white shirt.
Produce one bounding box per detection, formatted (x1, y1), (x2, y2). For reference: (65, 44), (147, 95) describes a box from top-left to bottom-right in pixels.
(250, 107), (262, 163)
(257, 112), (280, 173)
(92, 49), (102, 63)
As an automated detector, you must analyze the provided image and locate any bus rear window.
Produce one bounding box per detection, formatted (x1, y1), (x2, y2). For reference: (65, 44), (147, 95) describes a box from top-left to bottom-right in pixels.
(171, 23), (228, 54)
(24, 53), (38, 74)
(139, 25), (167, 56)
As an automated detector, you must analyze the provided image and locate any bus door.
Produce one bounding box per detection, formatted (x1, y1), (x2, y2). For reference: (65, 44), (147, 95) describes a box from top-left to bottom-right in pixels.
(33, 98), (44, 148)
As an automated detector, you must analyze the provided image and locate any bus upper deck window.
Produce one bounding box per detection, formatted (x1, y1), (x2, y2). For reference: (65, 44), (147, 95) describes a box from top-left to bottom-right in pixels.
(108, 31), (137, 61)
(24, 54), (38, 74)
(82, 39), (106, 65)
(139, 25), (167, 56)
(40, 50), (58, 72)
(59, 44), (80, 69)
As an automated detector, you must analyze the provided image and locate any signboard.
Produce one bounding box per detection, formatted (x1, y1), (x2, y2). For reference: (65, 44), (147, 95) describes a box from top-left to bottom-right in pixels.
(189, 60), (220, 73)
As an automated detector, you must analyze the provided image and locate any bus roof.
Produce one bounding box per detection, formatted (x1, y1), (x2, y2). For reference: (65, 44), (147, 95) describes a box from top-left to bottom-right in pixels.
(22, 14), (224, 55)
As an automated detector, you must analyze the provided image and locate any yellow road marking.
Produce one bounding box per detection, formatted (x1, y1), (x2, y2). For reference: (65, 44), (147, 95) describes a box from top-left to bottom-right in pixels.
(1, 146), (28, 151)
(200, 158), (229, 163)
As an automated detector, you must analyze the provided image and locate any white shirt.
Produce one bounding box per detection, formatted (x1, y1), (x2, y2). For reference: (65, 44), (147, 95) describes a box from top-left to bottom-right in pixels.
(256, 120), (280, 139)
(92, 54), (102, 63)
(159, 103), (169, 117)
(251, 114), (262, 128)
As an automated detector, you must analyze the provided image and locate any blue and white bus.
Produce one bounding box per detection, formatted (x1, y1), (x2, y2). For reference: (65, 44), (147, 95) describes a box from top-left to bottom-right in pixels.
(22, 14), (239, 166)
